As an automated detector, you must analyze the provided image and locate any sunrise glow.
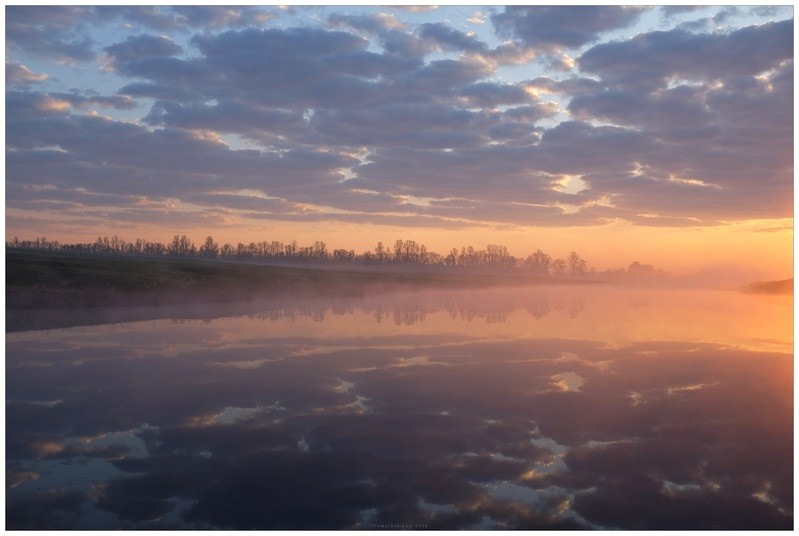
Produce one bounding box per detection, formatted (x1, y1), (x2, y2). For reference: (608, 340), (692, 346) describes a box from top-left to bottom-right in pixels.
(5, 6), (794, 531)
(5, 5), (793, 282)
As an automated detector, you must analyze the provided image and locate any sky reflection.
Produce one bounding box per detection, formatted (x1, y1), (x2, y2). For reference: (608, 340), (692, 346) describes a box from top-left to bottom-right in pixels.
(9, 285), (794, 352)
(6, 286), (793, 529)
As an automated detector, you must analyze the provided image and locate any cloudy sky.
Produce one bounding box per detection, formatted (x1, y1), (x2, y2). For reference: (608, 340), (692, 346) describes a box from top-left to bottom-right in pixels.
(5, 5), (794, 274)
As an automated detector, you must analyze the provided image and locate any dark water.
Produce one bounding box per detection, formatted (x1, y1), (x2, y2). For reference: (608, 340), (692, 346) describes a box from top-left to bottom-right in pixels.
(6, 286), (793, 529)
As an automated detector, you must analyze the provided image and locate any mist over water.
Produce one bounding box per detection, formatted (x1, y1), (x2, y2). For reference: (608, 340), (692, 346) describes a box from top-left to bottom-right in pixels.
(6, 285), (793, 529)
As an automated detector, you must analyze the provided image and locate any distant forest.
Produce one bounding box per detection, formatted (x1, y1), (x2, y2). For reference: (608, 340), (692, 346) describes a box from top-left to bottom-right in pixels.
(7, 235), (663, 278)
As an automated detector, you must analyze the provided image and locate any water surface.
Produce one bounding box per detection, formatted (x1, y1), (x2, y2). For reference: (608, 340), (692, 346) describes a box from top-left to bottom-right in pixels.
(6, 285), (793, 529)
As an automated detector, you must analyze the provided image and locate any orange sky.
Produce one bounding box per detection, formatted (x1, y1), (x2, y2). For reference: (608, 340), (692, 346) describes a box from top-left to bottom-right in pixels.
(5, 7), (793, 285)
(11, 213), (790, 281)
(189, 218), (794, 280)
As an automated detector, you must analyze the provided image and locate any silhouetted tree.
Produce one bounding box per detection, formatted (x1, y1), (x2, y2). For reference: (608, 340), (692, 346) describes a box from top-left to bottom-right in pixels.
(526, 249), (551, 275)
(7, 233), (618, 277)
(200, 236), (219, 258)
(168, 235), (194, 256)
(628, 261), (655, 277)
(486, 244), (512, 268)
(312, 241), (328, 260)
(426, 251), (442, 265)
(374, 242), (387, 263)
(567, 251), (587, 276)
(394, 239), (404, 262)
(285, 240), (298, 258)
(333, 248), (355, 261)
(445, 248), (458, 266)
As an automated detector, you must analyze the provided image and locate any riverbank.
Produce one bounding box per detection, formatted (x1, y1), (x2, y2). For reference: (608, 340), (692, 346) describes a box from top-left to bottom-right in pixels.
(741, 278), (793, 295)
(7, 249), (599, 311)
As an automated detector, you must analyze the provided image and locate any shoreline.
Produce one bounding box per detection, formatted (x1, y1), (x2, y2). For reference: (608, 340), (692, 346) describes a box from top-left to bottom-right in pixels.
(7, 249), (601, 309)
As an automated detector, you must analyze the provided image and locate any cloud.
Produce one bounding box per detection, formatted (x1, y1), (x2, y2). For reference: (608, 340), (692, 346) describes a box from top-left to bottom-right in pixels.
(578, 19), (793, 91)
(65, 93), (137, 111)
(660, 6), (705, 19)
(6, 102), (358, 207)
(6, 91), (135, 122)
(327, 12), (430, 60)
(6, 6), (96, 63)
(7, 489), (86, 529)
(7, 311), (793, 529)
(99, 6), (186, 31)
(564, 50), (793, 221)
(387, 5), (439, 13)
(117, 82), (202, 102)
(569, 86), (715, 137)
(748, 6), (789, 17)
(104, 34), (184, 64)
(5, 6), (277, 65)
(526, 76), (604, 97)
(6, 62), (48, 86)
(97, 6), (275, 31)
(491, 6), (647, 51)
(458, 82), (547, 109)
(418, 22), (489, 54)
(546, 53), (575, 72)
(170, 6), (275, 28)
(753, 225), (793, 233)
(308, 102), (496, 149)
(328, 12), (407, 34)
(143, 100), (306, 143)
(467, 11), (486, 25)
(5, 8), (794, 232)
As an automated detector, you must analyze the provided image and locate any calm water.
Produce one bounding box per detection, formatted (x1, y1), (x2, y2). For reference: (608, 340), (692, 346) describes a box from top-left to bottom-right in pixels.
(6, 285), (793, 529)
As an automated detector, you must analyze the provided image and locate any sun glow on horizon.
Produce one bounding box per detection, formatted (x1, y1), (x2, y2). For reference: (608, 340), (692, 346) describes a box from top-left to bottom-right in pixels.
(7, 213), (792, 282)
(5, 5), (793, 286)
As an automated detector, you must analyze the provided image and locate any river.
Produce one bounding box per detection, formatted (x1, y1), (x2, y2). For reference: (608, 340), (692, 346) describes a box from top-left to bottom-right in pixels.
(5, 285), (793, 529)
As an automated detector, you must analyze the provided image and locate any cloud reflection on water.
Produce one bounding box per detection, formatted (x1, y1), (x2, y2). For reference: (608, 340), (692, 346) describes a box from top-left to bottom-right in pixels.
(6, 287), (793, 529)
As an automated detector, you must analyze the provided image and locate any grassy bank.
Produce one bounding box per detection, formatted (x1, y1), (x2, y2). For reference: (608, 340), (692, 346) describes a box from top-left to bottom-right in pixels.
(7, 249), (598, 310)
(741, 278), (793, 295)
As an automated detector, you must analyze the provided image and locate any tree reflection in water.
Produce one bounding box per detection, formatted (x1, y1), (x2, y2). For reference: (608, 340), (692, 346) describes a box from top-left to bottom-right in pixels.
(243, 289), (583, 326)
(6, 286), (793, 529)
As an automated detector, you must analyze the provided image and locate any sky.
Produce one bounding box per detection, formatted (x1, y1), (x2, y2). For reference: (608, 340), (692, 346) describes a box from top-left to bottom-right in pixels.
(4, 5), (795, 277)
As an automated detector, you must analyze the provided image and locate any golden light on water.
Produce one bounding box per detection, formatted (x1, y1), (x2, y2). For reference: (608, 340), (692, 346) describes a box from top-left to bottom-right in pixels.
(39, 286), (783, 355)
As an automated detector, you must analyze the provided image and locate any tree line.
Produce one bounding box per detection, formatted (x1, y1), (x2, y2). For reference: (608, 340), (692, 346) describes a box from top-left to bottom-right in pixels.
(8, 235), (596, 276)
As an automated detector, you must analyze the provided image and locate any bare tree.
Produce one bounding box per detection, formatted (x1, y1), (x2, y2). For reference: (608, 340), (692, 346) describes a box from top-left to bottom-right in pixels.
(552, 258), (566, 276)
(445, 248), (458, 266)
(374, 242), (387, 264)
(200, 236), (220, 258)
(8, 232), (611, 277)
(567, 251), (587, 276)
(526, 249), (551, 275)
(167, 235), (181, 256)
(285, 240), (298, 258)
(628, 261), (655, 277)
(312, 241), (328, 260)
(394, 239), (404, 262)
